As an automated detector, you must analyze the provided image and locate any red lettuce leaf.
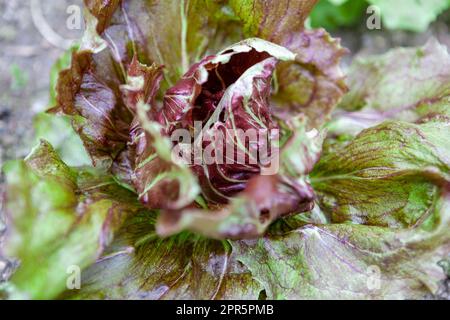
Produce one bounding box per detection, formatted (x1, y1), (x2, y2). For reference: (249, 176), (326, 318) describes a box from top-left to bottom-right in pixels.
(50, 50), (132, 169)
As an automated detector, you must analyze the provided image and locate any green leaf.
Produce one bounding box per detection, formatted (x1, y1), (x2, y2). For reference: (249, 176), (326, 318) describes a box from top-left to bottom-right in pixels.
(368, 0), (450, 32)
(233, 190), (450, 299)
(33, 114), (91, 167)
(309, 0), (367, 30)
(312, 120), (450, 228)
(2, 140), (144, 299)
(62, 211), (263, 300)
(330, 39), (450, 136)
(229, 0), (316, 43)
(63, 190), (450, 300)
(309, 0), (450, 32)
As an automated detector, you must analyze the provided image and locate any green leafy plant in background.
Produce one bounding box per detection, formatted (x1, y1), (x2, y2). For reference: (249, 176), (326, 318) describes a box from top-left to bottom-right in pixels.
(310, 0), (450, 32)
(9, 64), (29, 91)
(1, 0), (449, 300)
(309, 0), (368, 30)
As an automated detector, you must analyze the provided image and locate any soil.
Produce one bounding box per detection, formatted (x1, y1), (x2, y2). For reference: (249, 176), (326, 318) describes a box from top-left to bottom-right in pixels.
(0, 1), (449, 298)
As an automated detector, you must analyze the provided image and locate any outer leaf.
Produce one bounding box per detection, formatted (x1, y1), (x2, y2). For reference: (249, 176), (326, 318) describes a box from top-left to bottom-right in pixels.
(229, 0), (318, 44)
(229, 1), (348, 127)
(157, 175), (313, 240)
(33, 114), (92, 167)
(312, 120), (450, 228)
(1, 141), (143, 299)
(34, 47), (91, 167)
(233, 190), (450, 299)
(331, 39), (450, 136)
(51, 50), (133, 170)
(63, 189), (450, 300)
(84, 0), (238, 86)
(272, 29), (348, 128)
(62, 211), (263, 300)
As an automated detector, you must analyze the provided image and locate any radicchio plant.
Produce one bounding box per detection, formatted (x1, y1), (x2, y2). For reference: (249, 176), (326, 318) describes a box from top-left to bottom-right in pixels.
(48, 0), (346, 240)
(1, 0), (449, 300)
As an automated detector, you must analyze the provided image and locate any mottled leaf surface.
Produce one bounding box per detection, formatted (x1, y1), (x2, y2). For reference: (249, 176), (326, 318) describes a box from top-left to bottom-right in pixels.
(233, 191), (450, 299)
(272, 29), (348, 127)
(1, 141), (143, 299)
(63, 211), (263, 300)
(312, 120), (450, 227)
(330, 40), (450, 136)
(64, 190), (450, 300)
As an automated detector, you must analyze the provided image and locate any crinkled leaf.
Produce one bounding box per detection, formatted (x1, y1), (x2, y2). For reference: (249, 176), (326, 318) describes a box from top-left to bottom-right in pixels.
(229, 0), (317, 44)
(62, 190), (450, 300)
(84, 0), (242, 86)
(62, 211), (263, 300)
(159, 38), (295, 204)
(83, 0), (346, 127)
(34, 46), (91, 168)
(109, 54), (201, 210)
(159, 38), (295, 133)
(272, 29), (348, 128)
(157, 118), (324, 240)
(312, 120), (450, 227)
(1, 140), (143, 299)
(51, 49), (133, 170)
(229, 1), (348, 127)
(233, 190), (450, 299)
(330, 39), (450, 137)
(120, 57), (163, 113)
(132, 101), (200, 210)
